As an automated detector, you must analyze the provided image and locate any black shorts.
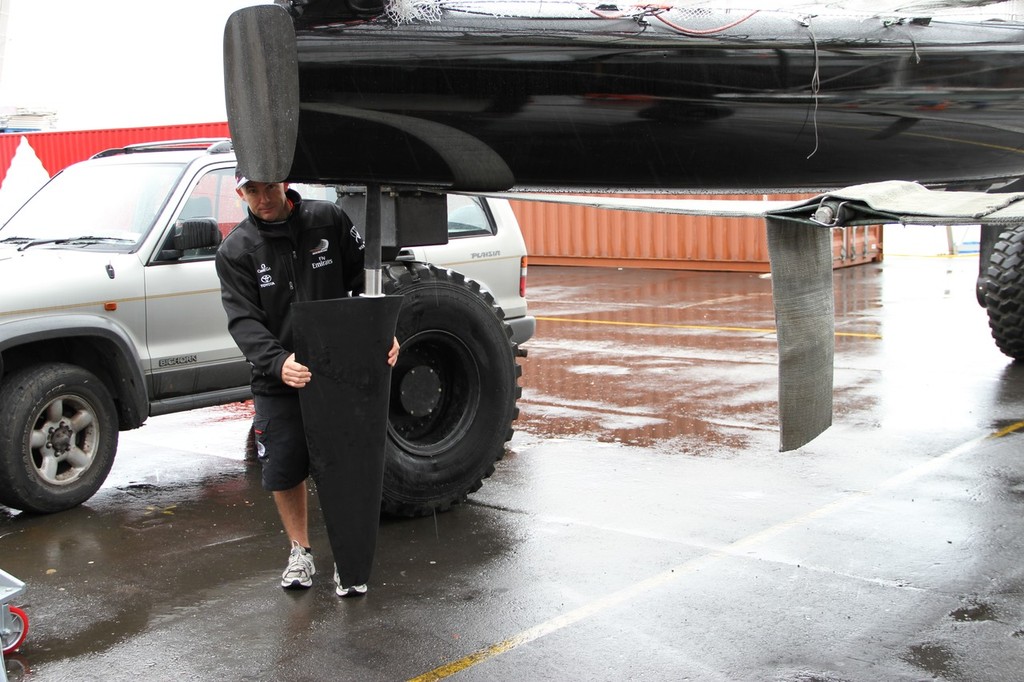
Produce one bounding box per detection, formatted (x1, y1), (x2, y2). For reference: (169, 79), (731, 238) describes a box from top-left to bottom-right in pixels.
(252, 393), (309, 491)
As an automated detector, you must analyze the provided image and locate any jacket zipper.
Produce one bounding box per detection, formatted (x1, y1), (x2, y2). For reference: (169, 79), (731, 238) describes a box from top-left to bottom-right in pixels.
(289, 248), (301, 301)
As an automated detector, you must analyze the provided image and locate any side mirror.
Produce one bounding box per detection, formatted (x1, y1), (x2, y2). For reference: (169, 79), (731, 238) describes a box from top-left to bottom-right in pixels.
(174, 218), (222, 250)
(158, 218), (222, 261)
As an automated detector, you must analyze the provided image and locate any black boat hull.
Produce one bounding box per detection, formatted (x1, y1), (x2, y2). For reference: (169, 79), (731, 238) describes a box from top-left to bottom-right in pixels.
(226, 2), (1024, 193)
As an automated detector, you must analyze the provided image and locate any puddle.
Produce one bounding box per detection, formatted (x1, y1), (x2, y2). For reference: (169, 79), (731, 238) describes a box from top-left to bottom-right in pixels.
(902, 642), (960, 678)
(950, 600), (997, 622)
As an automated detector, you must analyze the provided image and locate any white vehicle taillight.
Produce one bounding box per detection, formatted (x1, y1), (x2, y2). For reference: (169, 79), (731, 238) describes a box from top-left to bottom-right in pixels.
(519, 256), (528, 299)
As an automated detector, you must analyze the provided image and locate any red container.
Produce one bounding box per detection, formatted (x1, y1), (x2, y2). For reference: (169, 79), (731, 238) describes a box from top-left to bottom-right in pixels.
(510, 194), (882, 273)
(0, 122), (231, 183)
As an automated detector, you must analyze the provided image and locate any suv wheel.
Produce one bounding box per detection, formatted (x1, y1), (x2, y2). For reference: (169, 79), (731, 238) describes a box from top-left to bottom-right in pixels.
(0, 363), (118, 513)
(984, 225), (1024, 361)
(381, 261), (522, 516)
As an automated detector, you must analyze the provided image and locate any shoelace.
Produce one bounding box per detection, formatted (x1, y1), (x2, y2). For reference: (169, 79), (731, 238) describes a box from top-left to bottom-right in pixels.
(286, 543), (313, 575)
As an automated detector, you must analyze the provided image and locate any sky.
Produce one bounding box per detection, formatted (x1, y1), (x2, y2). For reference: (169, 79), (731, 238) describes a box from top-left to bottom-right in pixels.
(0, 0), (270, 131)
(1, 0), (1019, 132)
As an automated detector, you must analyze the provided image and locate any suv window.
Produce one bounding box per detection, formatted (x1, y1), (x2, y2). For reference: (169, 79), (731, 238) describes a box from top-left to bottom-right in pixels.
(166, 179), (498, 261)
(167, 176), (352, 262)
(0, 162), (184, 247)
(158, 167), (248, 262)
(180, 167), (248, 240)
(447, 195), (494, 238)
(291, 183), (337, 203)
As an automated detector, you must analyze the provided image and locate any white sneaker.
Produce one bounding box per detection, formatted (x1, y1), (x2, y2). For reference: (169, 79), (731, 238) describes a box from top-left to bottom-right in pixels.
(334, 565), (367, 597)
(281, 541), (315, 589)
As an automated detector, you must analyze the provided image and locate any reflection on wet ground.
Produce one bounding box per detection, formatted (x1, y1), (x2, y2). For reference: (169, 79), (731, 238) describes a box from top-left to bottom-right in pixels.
(1, 455), (521, 681)
(517, 265), (889, 453)
(4, 257), (1024, 682)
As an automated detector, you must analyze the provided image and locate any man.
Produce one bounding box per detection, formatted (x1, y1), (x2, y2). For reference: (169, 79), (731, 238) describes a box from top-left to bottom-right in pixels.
(215, 172), (399, 596)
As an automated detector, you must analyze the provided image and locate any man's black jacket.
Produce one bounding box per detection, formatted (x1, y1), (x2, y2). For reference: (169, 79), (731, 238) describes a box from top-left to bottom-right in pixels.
(215, 189), (366, 396)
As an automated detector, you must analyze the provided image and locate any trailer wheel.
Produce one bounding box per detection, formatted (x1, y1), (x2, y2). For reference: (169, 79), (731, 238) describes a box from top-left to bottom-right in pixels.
(380, 262), (521, 517)
(984, 225), (1024, 361)
(0, 364), (118, 513)
(1, 606), (28, 654)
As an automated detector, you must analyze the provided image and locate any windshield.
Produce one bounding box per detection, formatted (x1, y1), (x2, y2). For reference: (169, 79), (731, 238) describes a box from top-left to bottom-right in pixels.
(0, 161), (185, 247)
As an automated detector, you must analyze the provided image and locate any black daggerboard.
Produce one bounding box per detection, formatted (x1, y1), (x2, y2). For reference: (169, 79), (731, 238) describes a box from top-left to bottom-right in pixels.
(291, 295), (403, 587)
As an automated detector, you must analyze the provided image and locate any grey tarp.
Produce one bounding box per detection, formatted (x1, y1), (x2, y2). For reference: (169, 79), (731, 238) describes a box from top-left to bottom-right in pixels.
(490, 181), (1024, 451)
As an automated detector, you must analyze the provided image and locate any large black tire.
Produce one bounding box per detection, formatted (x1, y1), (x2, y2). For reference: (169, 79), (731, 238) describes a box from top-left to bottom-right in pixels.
(984, 225), (1024, 361)
(0, 363), (119, 513)
(380, 261), (522, 516)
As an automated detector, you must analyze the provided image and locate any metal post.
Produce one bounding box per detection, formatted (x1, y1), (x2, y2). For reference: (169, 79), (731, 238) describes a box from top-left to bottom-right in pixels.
(363, 183), (383, 297)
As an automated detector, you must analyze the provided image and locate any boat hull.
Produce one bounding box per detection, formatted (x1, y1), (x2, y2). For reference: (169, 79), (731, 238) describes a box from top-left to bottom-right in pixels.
(226, 2), (1024, 193)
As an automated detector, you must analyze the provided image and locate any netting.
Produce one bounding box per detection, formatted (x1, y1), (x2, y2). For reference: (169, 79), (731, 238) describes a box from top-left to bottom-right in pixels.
(385, 0), (444, 23)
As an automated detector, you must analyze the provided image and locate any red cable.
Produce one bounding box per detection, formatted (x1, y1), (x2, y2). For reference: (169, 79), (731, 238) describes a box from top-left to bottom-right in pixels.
(586, 4), (759, 35)
(652, 8), (760, 35)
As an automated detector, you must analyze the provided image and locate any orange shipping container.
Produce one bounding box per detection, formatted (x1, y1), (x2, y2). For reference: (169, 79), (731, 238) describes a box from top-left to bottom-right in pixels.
(509, 194), (882, 273)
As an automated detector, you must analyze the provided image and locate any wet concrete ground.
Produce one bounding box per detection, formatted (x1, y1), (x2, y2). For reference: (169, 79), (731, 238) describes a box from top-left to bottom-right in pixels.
(3, 256), (1024, 681)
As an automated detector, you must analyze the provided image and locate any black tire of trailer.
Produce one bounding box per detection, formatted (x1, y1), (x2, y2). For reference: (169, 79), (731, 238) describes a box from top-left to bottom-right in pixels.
(380, 261), (522, 517)
(984, 224), (1024, 361)
(0, 363), (119, 513)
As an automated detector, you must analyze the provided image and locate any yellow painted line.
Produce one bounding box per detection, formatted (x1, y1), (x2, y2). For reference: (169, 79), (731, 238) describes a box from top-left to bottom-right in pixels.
(536, 315), (882, 339)
(989, 420), (1024, 439)
(408, 427), (1003, 681)
(408, 567), (683, 682)
(885, 253), (979, 260)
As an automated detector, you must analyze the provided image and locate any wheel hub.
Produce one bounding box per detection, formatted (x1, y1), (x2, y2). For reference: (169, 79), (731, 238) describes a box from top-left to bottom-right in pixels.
(29, 393), (100, 488)
(398, 366), (441, 416)
(49, 422), (73, 454)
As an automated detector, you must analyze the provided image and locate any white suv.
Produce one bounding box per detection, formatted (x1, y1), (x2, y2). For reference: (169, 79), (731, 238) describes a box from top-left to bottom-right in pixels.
(0, 139), (532, 516)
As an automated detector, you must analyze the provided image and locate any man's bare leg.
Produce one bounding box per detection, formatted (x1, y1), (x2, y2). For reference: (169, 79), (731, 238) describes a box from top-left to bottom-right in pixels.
(275, 481), (315, 588)
(274, 480), (310, 548)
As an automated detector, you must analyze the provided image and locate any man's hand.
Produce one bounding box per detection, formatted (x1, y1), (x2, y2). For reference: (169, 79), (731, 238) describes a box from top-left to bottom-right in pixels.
(283, 341), (396, 387)
(388, 337), (400, 367)
(281, 352), (312, 388)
